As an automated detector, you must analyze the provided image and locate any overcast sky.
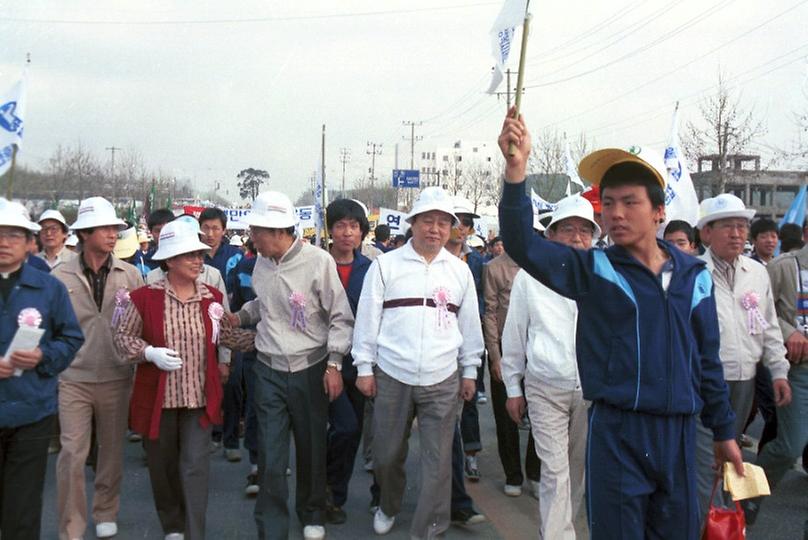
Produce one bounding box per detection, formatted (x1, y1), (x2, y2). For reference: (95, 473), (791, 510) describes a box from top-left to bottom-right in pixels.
(2, 0), (807, 204)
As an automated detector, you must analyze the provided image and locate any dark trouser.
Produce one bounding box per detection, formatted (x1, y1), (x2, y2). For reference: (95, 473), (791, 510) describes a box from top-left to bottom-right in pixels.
(374, 368), (458, 539)
(451, 424), (474, 512)
(253, 360), (328, 540)
(243, 352), (258, 464)
(327, 378), (365, 507)
(476, 351), (486, 394)
(490, 377), (540, 485)
(0, 414), (55, 540)
(587, 403), (699, 540)
(460, 394), (481, 453)
(223, 352), (244, 450)
(143, 408), (211, 540)
(750, 364), (778, 453)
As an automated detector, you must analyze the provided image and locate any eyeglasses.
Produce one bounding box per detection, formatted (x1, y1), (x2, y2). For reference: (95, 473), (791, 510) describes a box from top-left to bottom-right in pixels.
(556, 224), (594, 237)
(40, 225), (64, 235)
(0, 230), (28, 241)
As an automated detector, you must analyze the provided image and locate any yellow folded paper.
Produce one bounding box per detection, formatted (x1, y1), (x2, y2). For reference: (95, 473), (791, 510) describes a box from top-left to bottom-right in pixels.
(723, 462), (770, 501)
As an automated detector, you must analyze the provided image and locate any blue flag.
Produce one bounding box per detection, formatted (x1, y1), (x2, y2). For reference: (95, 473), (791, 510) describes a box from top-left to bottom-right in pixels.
(779, 184), (807, 228)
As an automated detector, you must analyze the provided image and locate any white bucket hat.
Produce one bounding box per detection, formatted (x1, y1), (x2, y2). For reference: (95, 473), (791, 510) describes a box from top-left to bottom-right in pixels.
(453, 196), (480, 219)
(405, 187), (459, 225)
(467, 235), (485, 249)
(65, 233), (79, 247)
(151, 220), (211, 261)
(229, 235), (243, 246)
(0, 198), (40, 232)
(38, 209), (68, 229)
(696, 193), (756, 230)
(242, 191), (297, 229)
(114, 227), (139, 259)
(70, 197), (127, 231)
(579, 145), (667, 188)
(546, 195), (602, 239)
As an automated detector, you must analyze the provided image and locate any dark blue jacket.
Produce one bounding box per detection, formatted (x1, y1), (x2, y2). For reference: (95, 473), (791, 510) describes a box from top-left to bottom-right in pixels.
(132, 246), (158, 278)
(228, 254), (257, 314)
(26, 254), (50, 273)
(500, 182), (735, 441)
(205, 241), (243, 293)
(465, 247), (485, 317)
(0, 263), (85, 428)
(340, 250), (372, 379)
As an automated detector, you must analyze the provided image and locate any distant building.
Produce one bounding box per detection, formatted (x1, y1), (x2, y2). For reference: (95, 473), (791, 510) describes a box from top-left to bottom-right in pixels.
(417, 140), (498, 189)
(691, 154), (807, 219)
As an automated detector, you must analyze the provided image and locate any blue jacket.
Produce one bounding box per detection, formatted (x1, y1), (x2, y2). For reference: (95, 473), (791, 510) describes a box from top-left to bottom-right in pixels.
(205, 241), (243, 293)
(132, 246), (158, 278)
(465, 247), (485, 316)
(228, 254), (257, 313)
(500, 182), (735, 441)
(26, 254), (51, 273)
(340, 250), (372, 379)
(0, 263), (85, 428)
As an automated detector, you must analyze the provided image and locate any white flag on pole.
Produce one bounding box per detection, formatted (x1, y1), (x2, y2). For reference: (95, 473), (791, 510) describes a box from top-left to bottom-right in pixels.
(487, 0), (528, 94)
(314, 161), (327, 245)
(530, 188), (556, 213)
(564, 139), (585, 191)
(0, 77), (26, 176)
(662, 106), (700, 227)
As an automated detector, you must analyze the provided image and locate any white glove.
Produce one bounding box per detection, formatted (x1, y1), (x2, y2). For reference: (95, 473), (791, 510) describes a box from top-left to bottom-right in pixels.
(144, 346), (183, 371)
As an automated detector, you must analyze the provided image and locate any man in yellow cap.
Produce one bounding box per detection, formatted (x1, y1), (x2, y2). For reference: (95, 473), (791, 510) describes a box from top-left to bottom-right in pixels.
(496, 110), (742, 540)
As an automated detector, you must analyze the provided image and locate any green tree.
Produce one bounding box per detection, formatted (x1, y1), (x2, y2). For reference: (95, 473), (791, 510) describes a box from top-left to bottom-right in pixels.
(237, 168), (270, 201)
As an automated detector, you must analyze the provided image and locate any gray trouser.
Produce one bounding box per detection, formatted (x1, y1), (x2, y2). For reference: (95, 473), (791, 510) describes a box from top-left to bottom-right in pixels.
(143, 408), (210, 540)
(373, 368), (459, 540)
(253, 360), (328, 540)
(695, 378), (755, 517)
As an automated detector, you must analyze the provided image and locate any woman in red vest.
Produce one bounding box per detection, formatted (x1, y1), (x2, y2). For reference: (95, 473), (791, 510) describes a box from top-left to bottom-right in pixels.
(114, 219), (252, 540)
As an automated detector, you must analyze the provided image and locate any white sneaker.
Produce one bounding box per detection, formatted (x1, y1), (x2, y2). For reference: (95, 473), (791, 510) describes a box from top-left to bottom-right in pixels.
(503, 484), (522, 497)
(373, 509), (395, 535)
(165, 534), (184, 540)
(302, 525), (326, 539)
(530, 480), (541, 500)
(95, 522), (117, 538)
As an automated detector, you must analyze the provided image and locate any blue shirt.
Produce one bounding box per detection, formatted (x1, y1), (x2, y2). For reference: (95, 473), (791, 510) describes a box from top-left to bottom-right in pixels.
(205, 241), (243, 294)
(26, 254), (51, 273)
(0, 263), (84, 428)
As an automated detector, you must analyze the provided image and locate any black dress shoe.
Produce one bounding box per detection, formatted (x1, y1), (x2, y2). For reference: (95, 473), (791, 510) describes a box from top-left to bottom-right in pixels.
(450, 508), (486, 525)
(325, 504), (347, 525)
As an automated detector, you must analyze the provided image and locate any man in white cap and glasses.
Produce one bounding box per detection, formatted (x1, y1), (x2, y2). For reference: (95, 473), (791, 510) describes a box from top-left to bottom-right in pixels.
(0, 198), (84, 540)
(352, 186), (483, 539)
(227, 191), (354, 540)
(497, 110), (741, 540)
(37, 209), (76, 270)
(501, 194), (599, 539)
(52, 196), (144, 540)
(694, 194), (791, 521)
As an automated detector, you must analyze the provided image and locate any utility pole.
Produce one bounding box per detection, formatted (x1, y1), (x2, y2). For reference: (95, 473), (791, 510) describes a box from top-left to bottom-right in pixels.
(494, 69), (514, 110)
(402, 121), (423, 169)
(105, 145), (121, 202)
(339, 148), (351, 198)
(366, 141), (382, 189)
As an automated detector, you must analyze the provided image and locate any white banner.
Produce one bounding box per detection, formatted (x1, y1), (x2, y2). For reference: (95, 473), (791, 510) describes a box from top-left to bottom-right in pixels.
(487, 0), (528, 94)
(662, 107), (700, 227)
(0, 77), (26, 176)
(379, 207), (410, 236)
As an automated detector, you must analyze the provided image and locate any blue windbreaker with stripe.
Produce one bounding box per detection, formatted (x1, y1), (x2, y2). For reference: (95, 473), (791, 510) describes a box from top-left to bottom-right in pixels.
(500, 182), (735, 441)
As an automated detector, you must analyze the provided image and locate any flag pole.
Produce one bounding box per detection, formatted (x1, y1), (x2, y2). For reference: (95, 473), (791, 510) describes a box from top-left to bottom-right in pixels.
(508, 3), (532, 157)
(321, 124), (329, 249)
(5, 146), (17, 199)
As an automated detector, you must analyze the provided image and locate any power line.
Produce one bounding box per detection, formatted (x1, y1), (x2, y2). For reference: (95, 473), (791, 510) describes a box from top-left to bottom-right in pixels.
(0, 1), (499, 26)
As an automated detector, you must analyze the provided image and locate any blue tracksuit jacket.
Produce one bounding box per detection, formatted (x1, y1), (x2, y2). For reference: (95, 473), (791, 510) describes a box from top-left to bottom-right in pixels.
(500, 182), (735, 441)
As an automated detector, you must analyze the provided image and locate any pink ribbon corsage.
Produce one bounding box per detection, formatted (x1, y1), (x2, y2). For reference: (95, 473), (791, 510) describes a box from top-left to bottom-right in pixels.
(433, 286), (452, 330)
(741, 291), (769, 335)
(111, 288), (130, 327)
(208, 302), (225, 344)
(289, 291), (307, 331)
(17, 308), (42, 328)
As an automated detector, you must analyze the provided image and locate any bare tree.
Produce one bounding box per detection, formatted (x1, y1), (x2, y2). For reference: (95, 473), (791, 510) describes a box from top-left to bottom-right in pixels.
(682, 71), (767, 194)
(529, 129), (565, 175)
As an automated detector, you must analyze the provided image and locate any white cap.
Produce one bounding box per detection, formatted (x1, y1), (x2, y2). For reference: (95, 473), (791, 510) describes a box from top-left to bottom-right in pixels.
(453, 196), (480, 219)
(229, 235), (243, 246)
(175, 215), (201, 235)
(467, 235), (485, 248)
(137, 231), (150, 243)
(0, 198), (41, 232)
(546, 195), (602, 238)
(579, 145), (667, 188)
(114, 227), (139, 259)
(71, 197), (127, 231)
(151, 220), (211, 261)
(405, 187), (459, 225)
(242, 191), (297, 229)
(65, 233), (79, 247)
(351, 199), (370, 217)
(696, 193), (756, 229)
(38, 209), (68, 228)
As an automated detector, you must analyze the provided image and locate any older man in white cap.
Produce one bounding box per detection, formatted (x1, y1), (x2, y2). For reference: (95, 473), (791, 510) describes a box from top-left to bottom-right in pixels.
(0, 198), (84, 540)
(228, 191), (353, 540)
(694, 193), (792, 518)
(352, 186), (484, 539)
(53, 197), (144, 540)
(37, 209), (76, 270)
(502, 194), (599, 539)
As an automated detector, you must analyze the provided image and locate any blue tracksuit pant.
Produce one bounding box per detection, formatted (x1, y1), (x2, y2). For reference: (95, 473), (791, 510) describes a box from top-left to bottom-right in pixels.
(587, 403), (699, 540)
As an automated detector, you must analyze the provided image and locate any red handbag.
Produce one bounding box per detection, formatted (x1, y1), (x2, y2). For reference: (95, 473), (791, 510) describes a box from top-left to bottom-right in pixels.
(702, 478), (746, 540)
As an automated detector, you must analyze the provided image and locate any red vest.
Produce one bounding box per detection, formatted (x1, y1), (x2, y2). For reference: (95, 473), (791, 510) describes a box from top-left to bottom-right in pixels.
(129, 284), (224, 440)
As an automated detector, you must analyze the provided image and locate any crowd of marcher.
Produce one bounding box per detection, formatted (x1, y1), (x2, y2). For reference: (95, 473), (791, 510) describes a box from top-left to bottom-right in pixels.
(0, 110), (805, 540)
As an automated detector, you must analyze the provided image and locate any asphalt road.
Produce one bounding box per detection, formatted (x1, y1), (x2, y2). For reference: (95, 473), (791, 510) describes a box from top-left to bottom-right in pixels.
(40, 398), (806, 539)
